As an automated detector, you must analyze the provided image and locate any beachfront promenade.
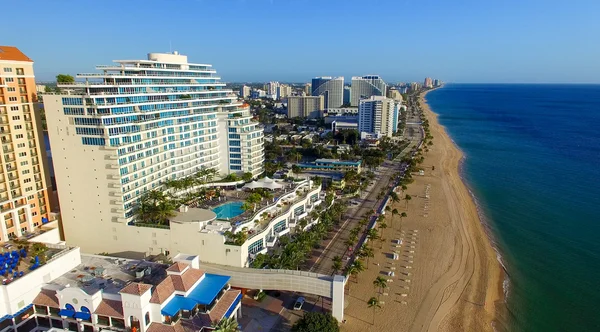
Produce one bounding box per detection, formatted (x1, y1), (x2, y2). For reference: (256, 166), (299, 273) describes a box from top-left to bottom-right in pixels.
(308, 105), (423, 277)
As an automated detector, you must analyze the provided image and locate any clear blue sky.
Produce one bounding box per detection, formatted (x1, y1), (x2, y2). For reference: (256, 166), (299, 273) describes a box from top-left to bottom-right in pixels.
(3, 0), (600, 83)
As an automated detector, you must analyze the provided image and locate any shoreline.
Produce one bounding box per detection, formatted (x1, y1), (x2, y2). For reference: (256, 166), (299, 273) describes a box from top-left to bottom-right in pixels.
(340, 86), (503, 332)
(421, 87), (504, 331)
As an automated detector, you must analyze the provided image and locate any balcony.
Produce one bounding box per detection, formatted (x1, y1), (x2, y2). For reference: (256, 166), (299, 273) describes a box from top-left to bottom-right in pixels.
(276, 227), (290, 237)
(266, 235), (278, 248)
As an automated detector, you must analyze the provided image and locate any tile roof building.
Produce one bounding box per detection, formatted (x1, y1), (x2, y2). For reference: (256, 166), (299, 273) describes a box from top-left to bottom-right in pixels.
(2, 252), (241, 332)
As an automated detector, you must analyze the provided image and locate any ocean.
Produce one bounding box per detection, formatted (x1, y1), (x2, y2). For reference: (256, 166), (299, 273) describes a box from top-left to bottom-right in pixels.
(426, 85), (600, 332)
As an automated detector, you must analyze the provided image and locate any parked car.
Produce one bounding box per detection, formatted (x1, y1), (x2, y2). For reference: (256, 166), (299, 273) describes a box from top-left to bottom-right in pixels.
(293, 297), (305, 310)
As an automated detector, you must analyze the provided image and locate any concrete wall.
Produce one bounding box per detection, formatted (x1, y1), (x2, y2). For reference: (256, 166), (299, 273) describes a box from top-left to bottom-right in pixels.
(43, 96), (123, 255)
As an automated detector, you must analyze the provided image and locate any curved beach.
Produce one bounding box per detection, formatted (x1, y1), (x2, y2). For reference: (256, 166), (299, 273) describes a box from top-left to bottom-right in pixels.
(341, 89), (503, 332)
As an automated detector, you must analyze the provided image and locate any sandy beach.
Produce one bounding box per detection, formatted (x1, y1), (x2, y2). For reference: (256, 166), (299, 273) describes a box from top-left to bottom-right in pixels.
(341, 89), (503, 332)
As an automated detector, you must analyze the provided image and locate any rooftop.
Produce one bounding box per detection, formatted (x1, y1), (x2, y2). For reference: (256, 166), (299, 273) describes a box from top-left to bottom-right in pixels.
(47, 254), (165, 295)
(171, 207), (217, 224)
(0, 46), (33, 62)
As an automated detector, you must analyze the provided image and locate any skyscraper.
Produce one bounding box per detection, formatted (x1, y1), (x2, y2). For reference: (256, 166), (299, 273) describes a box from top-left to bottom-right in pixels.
(358, 96), (401, 137)
(287, 95), (324, 118)
(424, 77), (433, 88)
(351, 75), (387, 106)
(42, 52), (264, 253)
(0, 46), (52, 241)
(311, 76), (343, 109)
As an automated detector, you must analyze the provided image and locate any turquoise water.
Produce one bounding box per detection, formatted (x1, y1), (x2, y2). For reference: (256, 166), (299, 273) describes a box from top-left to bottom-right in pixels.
(212, 201), (244, 219)
(427, 85), (600, 332)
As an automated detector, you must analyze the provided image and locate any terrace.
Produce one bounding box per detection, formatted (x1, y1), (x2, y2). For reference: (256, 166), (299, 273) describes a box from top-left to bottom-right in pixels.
(0, 239), (72, 285)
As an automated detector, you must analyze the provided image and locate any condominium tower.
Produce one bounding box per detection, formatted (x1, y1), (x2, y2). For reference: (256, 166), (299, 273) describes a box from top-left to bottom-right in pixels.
(287, 95), (324, 118)
(0, 46), (52, 242)
(43, 52), (264, 253)
(351, 75), (387, 106)
(311, 76), (343, 109)
(358, 96), (401, 137)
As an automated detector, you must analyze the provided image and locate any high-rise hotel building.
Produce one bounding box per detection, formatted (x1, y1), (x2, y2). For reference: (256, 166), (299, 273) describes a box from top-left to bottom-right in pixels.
(0, 46), (52, 241)
(351, 75), (387, 106)
(311, 76), (344, 109)
(43, 52), (264, 252)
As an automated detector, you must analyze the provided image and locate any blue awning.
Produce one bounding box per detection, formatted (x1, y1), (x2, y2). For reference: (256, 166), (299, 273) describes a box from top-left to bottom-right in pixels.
(188, 274), (230, 305)
(74, 312), (91, 320)
(59, 309), (75, 318)
(224, 293), (242, 319)
(161, 296), (197, 317)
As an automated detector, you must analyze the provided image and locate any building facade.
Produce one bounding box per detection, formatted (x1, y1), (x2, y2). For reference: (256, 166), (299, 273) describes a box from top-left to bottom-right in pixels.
(424, 77), (433, 88)
(239, 85), (251, 98)
(0, 46), (52, 242)
(276, 84), (291, 100)
(358, 96), (401, 137)
(311, 77), (343, 109)
(303, 83), (311, 96)
(42, 52), (264, 253)
(287, 95), (324, 118)
(350, 75), (388, 106)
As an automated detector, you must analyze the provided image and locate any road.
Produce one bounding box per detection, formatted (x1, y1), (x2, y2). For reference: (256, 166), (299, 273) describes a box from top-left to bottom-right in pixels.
(308, 105), (423, 276)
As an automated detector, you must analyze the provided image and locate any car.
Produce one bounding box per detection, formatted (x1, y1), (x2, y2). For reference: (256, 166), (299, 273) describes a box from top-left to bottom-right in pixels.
(293, 297), (305, 310)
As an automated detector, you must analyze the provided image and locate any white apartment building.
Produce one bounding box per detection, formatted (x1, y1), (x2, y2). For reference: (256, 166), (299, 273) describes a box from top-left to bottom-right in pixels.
(358, 96), (401, 137)
(351, 75), (388, 106)
(42, 52), (264, 254)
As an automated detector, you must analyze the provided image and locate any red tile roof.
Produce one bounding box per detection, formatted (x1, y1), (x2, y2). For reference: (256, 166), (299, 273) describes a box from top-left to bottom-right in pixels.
(166, 262), (189, 273)
(146, 322), (186, 332)
(150, 268), (205, 304)
(204, 289), (241, 323)
(94, 299), (124, 318)
(0, 46), (33, 62)
(119, 282), (152, 296)
(32, 289), (59, 308)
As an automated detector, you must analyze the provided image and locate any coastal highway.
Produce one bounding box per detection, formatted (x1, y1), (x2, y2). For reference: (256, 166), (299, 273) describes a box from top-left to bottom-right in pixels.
(308, 108), (423, 276)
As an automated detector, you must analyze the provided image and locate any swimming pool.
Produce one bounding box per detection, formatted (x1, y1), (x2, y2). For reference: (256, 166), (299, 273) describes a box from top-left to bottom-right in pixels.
(212, 201), (244, 220)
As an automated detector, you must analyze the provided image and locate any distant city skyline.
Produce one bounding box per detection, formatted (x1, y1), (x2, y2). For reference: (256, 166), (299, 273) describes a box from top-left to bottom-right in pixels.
(3, 0), (600, 83)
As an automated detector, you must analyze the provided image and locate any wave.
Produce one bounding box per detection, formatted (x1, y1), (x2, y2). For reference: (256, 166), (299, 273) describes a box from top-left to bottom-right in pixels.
(458, 155), (513, 330)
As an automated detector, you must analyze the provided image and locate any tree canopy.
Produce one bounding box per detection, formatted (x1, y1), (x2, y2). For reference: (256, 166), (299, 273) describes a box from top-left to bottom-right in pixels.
(291, 312), (339, 332)
(56, 74), (74, 83)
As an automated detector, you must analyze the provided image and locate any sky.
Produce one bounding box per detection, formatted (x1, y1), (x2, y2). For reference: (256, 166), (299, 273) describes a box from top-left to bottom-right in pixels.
(3, 0), (600, 83)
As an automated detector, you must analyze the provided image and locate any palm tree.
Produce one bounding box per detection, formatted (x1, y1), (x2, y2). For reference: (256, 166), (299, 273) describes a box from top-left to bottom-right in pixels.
(367, 297), (381, 325)
(332, 256), (342, 275)
(359, 217), (369, 228)
(390, 191), (400, 205)
(344, 238), (355, 252)
(404, 194), (412, 208)
(401, 185), (408, 196)
(212, 317), (240, 332)
(373, 276), (388, 299)
(359, 246), (374, 268)
(345, 264), (357, 294)
(366, 228), (379, 242)
(385, 205), (391, 214)
(378, 220), (388, 238)
(349, 260), (365, 283)
(350, 227), (360, 239)
(400, 212), (407, 224)
(391, 208), (399, 228)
